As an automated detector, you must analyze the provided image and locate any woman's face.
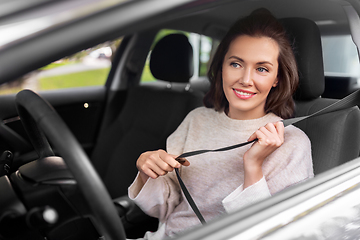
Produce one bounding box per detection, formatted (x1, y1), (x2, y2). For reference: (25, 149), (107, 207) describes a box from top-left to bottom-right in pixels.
(222, 35), (279, 120)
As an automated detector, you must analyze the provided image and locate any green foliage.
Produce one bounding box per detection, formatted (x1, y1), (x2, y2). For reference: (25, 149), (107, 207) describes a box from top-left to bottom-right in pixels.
(0, 84), (22, 95)
(140, 64), (156, 82)
(40, 60), (77, 71)
(39, 68), (110, 90)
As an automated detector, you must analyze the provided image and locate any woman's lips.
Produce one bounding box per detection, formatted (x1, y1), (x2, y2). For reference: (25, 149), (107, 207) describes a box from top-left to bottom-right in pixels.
(233, 89), (256, 100)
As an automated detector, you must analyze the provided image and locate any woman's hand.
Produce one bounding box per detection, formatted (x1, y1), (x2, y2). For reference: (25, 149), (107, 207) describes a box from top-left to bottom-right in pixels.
(136, 149), (190, 184)
(243, 121), (284, 188)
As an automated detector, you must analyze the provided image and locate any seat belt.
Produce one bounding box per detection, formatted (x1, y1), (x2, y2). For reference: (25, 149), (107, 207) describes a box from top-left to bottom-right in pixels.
(175, 89), (360, 225)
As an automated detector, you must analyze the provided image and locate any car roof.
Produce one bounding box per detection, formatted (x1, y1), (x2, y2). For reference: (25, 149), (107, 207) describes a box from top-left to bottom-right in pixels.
(0, 0), (355, 84)
(167, 0), (351, 37)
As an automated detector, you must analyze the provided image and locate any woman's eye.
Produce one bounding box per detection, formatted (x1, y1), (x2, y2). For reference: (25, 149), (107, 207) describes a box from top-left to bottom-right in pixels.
(230, 62), (240, 68)
(257, 67), (269, 73)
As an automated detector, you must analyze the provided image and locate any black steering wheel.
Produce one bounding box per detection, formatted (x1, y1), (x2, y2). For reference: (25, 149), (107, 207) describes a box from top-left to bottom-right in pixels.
(15, 89), (126, 240)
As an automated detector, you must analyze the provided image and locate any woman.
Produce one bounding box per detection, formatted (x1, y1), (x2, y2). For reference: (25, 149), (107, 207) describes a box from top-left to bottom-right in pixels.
(128, 8), (313, 240)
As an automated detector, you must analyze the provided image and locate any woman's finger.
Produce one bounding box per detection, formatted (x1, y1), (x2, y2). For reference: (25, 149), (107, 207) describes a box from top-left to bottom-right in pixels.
(255, 122), (284, 142)
(159, 151), (181, 168)
(256, 127), (268, 141)
(142, 167), (159, 179)
(274, 121), (285, 142)
(157, 156), (177, 173)
(139, 158), (166, 179)
(181, 159), (191, 166)
(137, 150), (175, 179)
(247, 130), (258, 142)
(173, 157), (191, 166)
(264, 122), (278, 135)
(149, 160), (169, 177)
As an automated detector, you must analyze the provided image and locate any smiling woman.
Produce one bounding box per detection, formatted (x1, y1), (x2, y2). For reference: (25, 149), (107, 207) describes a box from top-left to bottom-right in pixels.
(222, 35), (279, 120)
(204, 9), (298, 120)
(129, 8), (313, 240)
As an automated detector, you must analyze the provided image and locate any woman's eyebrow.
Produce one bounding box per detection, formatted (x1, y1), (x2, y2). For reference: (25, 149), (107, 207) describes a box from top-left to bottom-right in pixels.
(257, 61), (274, 66)
(229, 56), (274, 66)
(229, 56), (244, 62)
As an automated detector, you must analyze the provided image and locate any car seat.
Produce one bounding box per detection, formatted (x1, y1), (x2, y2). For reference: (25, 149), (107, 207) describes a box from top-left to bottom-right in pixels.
(281, 18), (360, 175)
(90, 33), (204, 199)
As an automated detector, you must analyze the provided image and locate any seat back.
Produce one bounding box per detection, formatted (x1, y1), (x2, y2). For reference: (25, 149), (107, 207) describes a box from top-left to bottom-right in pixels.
(91, 34), (203, 198)
(281, 18), (360, 174)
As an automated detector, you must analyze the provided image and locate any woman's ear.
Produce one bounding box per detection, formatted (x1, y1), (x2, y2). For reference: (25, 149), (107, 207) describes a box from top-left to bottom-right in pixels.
(272, 78), (278, 87)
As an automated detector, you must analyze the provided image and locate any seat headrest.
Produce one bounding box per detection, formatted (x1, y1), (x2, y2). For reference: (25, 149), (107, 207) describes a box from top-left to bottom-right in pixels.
(280, 18), (324, 100)
(150, 33), (194, 83)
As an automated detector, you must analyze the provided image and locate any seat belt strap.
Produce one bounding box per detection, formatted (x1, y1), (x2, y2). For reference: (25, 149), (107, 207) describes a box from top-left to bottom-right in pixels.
(175, 89), (360, 225)
(175, 168), (206, 224)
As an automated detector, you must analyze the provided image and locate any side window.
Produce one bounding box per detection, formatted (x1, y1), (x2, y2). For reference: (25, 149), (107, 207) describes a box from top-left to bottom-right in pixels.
(140, 29), (216, 83)
(0, 38), (122, 95)
(322, 35), (360, 77)
(321, 35), (360, 98)
(198, 35), (218, 77)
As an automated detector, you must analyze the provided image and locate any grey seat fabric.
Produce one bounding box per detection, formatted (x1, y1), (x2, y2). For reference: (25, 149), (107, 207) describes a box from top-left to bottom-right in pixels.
(281, 18), (360, 174)
(91, 33), (203, 198)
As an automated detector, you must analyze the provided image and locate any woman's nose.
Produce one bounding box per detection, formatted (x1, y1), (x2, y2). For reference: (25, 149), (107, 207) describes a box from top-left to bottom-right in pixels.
(239, 68), (253, 86)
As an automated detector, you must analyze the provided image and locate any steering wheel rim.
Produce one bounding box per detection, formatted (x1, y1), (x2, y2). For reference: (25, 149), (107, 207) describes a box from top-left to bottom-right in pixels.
(15, 89), (126, 240)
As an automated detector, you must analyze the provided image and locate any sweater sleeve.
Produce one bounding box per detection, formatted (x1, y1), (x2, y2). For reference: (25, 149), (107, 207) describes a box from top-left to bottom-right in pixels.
(128, 172), (181, 223)
(222, 176), (271, 212)
(222, 126), (313, 213)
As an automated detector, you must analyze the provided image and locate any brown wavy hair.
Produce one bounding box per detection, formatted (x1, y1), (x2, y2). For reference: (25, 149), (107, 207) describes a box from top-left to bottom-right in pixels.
(203, 8), (298, 119)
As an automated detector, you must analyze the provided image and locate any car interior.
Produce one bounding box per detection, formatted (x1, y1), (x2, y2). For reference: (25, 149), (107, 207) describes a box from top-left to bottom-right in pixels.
(1, 0), (360, 239)
(117, 16), (360, 238)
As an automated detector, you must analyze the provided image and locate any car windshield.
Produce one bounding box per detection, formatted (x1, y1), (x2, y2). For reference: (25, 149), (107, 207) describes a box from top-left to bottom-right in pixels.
(0, 0), (127, 48)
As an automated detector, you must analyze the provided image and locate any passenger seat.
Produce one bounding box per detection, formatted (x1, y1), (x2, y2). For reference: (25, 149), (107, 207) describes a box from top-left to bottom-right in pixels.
(281, 18), (360, 175)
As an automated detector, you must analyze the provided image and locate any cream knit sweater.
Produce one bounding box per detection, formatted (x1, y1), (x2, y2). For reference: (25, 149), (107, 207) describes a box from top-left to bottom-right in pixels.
(128, 107), (313, 239)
